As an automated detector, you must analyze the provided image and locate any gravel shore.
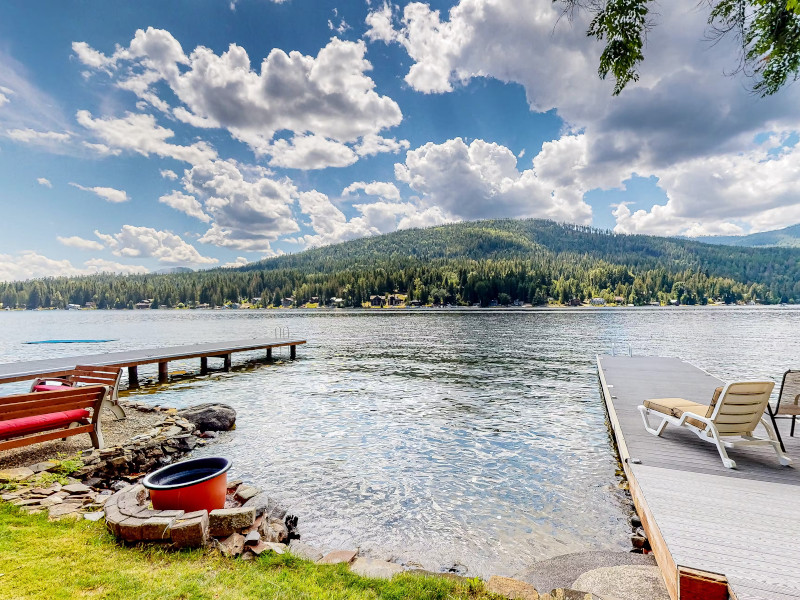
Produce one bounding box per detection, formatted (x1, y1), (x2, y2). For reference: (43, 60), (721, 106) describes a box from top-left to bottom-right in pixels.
(0, 401), (163, 469)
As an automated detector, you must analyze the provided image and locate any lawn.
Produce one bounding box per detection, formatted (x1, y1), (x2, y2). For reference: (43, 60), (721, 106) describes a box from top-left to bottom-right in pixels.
(0, 503), (495, 600)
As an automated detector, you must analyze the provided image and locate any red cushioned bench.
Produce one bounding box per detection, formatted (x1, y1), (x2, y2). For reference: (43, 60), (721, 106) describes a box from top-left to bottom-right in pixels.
(0, 385), (109, 451)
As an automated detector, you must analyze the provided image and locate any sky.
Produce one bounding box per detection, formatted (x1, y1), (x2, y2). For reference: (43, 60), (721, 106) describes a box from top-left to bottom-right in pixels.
(1, 0), (799, 281)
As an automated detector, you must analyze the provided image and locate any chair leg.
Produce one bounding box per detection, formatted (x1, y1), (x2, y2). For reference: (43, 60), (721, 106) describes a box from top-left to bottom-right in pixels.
(708, 427), (736, 469)
(760, 417), (793, 466)
(109, 403), (127, 420)
(638, 406), (668, 436)
(767, 404), (786, 452)
(792, 416), (797, 438)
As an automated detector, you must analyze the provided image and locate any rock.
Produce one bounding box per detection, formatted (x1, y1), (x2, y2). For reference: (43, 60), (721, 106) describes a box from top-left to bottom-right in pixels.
(259, 518), (289, 543)
(250, 541), (286, 556)
(218, 532), (246, 557)
(234, 484), (260, 503)
(177, 403), (236, 431)
(244, 530), (261, 546)
(630, 514), (642, 528)
(63, 483), (91, 494)
(543, 590), (599, 600)
(27, 460), (59, 473)
(208, 506), (256, 537)
(170, 510), (209, 548)
(571, 565), (669, 600)
(40, 496), (64, 507)
(350, 558), (404, 580)
(48, 503), (81, 520)
(486, 576), (540, 600)
(84, 511), (105, 522)
(317, 549), (358, 565)
(0, 467), (35, 483)
(289, 540), (324, 562)
(111, 481), (131, 492)
(243, 493), (285, 519)
(514, 551), (656, 594)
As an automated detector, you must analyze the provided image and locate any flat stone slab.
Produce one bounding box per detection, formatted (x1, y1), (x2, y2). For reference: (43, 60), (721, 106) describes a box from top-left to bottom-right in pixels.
(571, 565), (669, 600)
(62, 483), (91, 494)
(317, 549), (358, 565)
(350, 558), (404, 580)
(289, 540), (323, 562)
(486, 575), (540, 600)
(0, 467), (35, 483)
(209, 506), (256, 537)
(514, 551), (655, 594)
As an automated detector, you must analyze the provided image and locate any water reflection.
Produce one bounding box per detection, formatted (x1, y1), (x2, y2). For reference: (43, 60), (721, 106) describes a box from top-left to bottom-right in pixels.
(1, 307), (797, 576)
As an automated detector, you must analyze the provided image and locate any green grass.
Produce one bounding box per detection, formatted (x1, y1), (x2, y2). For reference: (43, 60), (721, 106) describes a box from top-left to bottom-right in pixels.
(0, 503), (495, 600)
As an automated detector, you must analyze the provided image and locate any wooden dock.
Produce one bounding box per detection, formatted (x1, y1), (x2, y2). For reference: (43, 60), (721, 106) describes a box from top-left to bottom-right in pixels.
(0, 337), (306, 388)
(598, 355), (800, 600)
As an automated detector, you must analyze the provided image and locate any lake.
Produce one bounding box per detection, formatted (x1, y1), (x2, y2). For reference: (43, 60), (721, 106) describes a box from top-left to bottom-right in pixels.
(1, 306), (798, 577)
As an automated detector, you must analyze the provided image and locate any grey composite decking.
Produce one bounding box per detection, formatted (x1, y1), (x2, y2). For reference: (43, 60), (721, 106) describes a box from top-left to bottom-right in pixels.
(0, 337), (306, 385)
(598, 355), (800, 600)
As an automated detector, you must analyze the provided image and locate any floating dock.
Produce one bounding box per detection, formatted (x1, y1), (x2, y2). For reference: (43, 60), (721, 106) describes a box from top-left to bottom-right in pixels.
(598, 355), (800, 600)
(0, 337), (306, 388)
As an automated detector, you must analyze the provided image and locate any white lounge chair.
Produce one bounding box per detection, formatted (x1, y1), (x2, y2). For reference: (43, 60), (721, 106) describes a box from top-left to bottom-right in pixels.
(638, 381), (791, 469)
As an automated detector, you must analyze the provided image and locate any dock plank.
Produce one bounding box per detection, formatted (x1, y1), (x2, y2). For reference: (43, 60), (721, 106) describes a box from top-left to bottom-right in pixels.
(598, 356), (800, 600)
(0, 337), (306, 385)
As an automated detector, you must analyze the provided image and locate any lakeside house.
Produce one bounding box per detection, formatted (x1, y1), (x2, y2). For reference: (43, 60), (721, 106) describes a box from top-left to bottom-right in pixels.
(135, 299), (153, 309)
(590, 298), (606, 306)
(370, 295), (386, 307)
(281, 297), (294, 308)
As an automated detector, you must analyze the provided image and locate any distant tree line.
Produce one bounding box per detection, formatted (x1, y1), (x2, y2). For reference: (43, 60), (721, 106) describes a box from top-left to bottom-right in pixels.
(2, 220), (799, 309)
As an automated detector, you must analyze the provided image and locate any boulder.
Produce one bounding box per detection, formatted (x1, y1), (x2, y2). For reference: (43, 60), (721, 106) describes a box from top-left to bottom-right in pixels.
(177, 403), (236, 431)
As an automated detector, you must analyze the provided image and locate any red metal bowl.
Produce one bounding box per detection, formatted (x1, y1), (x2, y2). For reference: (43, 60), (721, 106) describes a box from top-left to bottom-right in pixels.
(142, 457), (231, 513)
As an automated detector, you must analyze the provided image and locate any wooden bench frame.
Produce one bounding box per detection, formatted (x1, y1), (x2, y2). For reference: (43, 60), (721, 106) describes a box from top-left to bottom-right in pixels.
(0, 385), (109, 451)
(30, 365), (125, 419)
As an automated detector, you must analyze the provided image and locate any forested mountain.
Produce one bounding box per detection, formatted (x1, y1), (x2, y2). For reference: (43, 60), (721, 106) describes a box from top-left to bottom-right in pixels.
(695, 223), (800, 248)
(3, 219), (800, 309)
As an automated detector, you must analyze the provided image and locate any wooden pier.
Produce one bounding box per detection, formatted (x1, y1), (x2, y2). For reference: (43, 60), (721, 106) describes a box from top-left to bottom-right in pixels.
(598, 355), (800, 600)
(0, 337), (306, 388)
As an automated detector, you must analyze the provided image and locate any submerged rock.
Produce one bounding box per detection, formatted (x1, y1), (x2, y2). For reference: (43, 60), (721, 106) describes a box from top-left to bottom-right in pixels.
(177, 403), (236, 431)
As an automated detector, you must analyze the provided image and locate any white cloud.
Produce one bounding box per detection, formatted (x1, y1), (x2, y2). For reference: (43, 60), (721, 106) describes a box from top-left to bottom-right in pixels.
(0, 251), (147, 283)
(75, 29), (404, 168)
(84, 259), (149, 275)
(342, 180), (401, 201)
(222, 256), (251, 268)
(613, 138), (800, 236)
(37, 177), (52, 188)
(6, 128), (71, 145)
(57, 235), (105, 251)
(183, 159), (300, 251)
(395, 136), (596, 223)
(69, 182), (129, 203)
(95, 225), (218, 265)
(159, 190), (211, 222)
(72, 41), (117, 71)
(76, 110), (217, 164)
(368, 0), (800, 235)
(268, 134), (357, 170)
(298, 191), (450, 247)
(160, 169), (178, 180)
(355, 134), (410, 157)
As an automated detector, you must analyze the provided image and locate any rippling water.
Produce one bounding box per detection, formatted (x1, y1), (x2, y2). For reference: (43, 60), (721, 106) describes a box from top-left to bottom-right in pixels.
(1, 306), (798, 576)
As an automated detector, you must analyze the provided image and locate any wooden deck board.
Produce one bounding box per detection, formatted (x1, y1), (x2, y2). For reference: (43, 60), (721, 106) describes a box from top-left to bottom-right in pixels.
(598, 356), (800, 600)
(0, 337), (306, 385)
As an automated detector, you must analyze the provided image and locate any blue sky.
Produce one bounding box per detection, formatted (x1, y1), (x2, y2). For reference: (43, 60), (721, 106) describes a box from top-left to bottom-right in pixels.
(1, 0), (799, 280)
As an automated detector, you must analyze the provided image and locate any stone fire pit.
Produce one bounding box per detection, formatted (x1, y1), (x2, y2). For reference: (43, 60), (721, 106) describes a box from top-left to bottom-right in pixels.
(104, 479), (295, 556)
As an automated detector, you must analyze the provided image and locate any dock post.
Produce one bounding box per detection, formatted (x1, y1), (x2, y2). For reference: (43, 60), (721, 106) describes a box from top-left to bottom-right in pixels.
(290, 344), (296, 360)
(266, 347), (273, 361)
(127, 366), (139, 389)
(200, 357), (208, 375)
(223, 354), (232, 372)
(158, 362), (169, 383)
